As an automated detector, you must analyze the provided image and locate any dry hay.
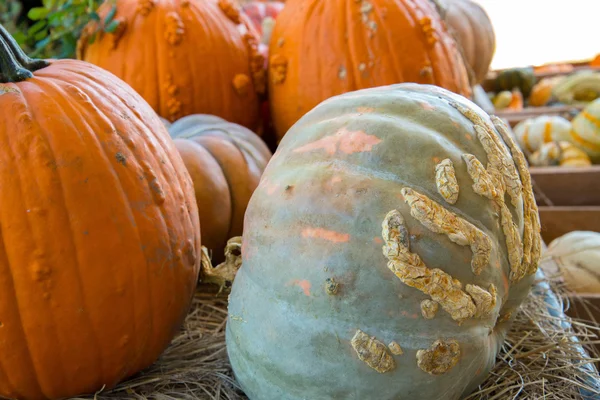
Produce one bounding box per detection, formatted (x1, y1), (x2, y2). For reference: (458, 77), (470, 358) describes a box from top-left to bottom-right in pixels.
(74, 274), (600, 400)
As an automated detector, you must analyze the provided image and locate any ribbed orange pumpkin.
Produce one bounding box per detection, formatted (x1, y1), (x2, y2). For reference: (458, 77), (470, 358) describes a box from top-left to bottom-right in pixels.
(0, 26), (200, 400)
(438, 0), (496, 85)
(268, 0), (472, 140)
(164, 114), (271, 261)
(77, 0), (265, 129)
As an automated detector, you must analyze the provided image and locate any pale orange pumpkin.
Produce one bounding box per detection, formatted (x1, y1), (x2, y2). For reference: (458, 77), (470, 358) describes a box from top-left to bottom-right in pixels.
(163, 114), (271, 261)
(437, 0), (496, 85)
(77, 0), (266, 130)
(268, 0), (471, 140)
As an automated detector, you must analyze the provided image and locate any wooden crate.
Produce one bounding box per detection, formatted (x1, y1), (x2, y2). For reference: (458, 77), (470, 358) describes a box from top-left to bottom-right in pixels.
(538, 206), (600, 243)
(531, 166), (600, 243)
(495, 104), (584, 128)
(531, 166), (600, 207)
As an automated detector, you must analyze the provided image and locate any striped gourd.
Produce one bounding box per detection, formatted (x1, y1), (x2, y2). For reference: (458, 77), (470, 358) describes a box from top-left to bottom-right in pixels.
(571, 98), (600, 162)
(513, 116), (572, 154)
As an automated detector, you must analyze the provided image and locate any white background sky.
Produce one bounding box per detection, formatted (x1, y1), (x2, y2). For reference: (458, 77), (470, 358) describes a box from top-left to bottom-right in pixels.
(473, 0), (599, 69)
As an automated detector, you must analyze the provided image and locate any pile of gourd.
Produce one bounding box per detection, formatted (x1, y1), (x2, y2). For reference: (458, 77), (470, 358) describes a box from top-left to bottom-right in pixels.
(488, 66), (600, 111)
(511, 99), (600, 167)
(0, 0), (583, 399)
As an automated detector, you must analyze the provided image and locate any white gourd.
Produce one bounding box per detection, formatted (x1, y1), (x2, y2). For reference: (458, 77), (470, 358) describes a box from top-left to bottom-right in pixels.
(543, 231), (600, 294)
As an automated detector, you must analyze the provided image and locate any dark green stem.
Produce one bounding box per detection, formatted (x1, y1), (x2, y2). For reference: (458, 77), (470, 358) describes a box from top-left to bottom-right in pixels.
(0, 24), (48, 83)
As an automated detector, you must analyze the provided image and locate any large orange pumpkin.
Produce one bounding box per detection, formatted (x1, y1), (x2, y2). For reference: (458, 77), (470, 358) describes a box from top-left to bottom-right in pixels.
(268, 0), (472, 140)
(77, 0), (265, 129)
(437, 0), (496, 85)
(163, 114), (271, 262)
(0, 26), (200, 399)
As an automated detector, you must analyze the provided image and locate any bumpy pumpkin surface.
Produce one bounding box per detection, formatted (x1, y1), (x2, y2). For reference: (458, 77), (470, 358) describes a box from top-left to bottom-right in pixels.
(165, 114), (271, 262)
(77, 0), (265, 129)
(0, 26), (200, 400)
(438, 0), (496, 85)
(227, 84), (541, 400)
(268, 0), (471, 140)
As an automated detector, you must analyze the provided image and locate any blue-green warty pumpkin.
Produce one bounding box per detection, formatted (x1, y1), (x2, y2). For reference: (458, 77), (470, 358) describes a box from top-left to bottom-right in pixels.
(226, 84), (542, 400)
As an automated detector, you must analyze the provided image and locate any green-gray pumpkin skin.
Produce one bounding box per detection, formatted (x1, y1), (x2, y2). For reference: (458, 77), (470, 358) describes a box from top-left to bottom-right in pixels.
(226, 84), (537, 400)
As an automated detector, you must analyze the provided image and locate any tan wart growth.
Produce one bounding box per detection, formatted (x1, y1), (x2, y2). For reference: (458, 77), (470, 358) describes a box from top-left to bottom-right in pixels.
(416, 340), (461, 375)
(351, 330), (396, 373)
(450, 102), (541, 282)
(420, 300), (439, 319)
(382, 210), (496, 324)
(435, 158), (459, 204)
(461, 152), (523, 281)
(400, 187), (491, 276)
(388, 341), (404, 355)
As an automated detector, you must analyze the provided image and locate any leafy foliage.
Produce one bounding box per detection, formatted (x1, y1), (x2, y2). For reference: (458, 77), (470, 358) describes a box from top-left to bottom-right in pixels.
(1, 1), (26, 42)
(5, 0), (118, 59)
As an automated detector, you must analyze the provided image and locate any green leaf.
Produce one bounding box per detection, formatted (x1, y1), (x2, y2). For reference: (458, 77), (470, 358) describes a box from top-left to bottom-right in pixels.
(104, 5), (117, 26)
(34, 30), (49, 41)
(12, 32), (28, 45)
(48, 11), (66, 26)
(42, 0), (56, 8)
(59, 35), (77, 58)
(28, 7), (50, 21)
(27, 20), (48, 36)
(89, 12), (100, 21)
(59, 0), (74, 10)
(105, 19), (120, 34)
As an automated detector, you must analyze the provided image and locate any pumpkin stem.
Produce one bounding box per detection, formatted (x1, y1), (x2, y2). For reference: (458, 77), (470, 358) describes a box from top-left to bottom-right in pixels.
(0, 24), (48, 83)
(200, 237), (243, 294)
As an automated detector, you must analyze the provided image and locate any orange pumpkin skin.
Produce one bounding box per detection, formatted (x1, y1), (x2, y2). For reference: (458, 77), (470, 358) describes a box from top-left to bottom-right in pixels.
(268, 0), (472, 140)
(528, 77), (563, 107)
(0, 33), (200, 399)
(506, 88), (524, 111)
(166, 115), (271, 261)
(77, 0), (265, 129)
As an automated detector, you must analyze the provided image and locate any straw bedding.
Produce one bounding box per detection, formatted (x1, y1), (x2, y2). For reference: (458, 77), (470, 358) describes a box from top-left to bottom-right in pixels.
(74, 270), (600, 400)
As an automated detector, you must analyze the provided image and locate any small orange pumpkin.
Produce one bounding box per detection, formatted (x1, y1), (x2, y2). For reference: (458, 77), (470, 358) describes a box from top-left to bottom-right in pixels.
(268, 0), (472, 140)
(165, 115), (271, 261)
(528, 76), (564, 107)
(0, 25), (199, 400)
(77, 0), (266, 129)
(506, 88), (524, 111)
